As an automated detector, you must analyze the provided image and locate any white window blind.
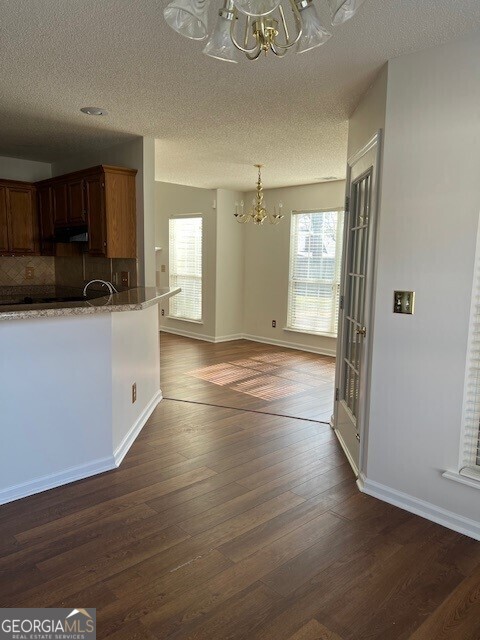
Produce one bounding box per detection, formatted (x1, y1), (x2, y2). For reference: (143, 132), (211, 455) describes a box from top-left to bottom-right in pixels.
(168, 216), (202, 322)
(461, 232), (480, 477)
(287, 210), (344, 336)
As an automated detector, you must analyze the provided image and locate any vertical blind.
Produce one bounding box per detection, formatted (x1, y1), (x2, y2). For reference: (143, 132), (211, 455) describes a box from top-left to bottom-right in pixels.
(287, 210), (344, 336)
(461, 236), (480, 475)
(168, 216), (202, 321)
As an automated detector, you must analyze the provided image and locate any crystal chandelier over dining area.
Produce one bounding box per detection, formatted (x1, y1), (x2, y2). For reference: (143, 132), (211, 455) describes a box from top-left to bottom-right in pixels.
(164, 0), (365, 62)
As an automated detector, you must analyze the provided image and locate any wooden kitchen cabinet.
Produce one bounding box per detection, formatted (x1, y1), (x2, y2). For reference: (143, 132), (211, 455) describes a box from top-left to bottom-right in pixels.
(37, 184), (55, 255)
(37, 165), (137, 258)
(0, 180), (38, 255)
(67, 178), (86, 225)
(52, 181), (68, 226)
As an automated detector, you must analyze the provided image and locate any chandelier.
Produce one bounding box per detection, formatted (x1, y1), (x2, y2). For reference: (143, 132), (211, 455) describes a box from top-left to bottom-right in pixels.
(164, 0), (365, 62)
(234, 165), (284, 225)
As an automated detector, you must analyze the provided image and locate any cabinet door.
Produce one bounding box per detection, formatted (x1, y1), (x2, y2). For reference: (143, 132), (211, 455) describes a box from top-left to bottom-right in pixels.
(52, 182), (68, 225)
(85, 176), (106, 256)
(38, 185), (55, 255)
(67, 178), (86, 225)
(7, 187), (37, 254)
(0, 187), (9, 253)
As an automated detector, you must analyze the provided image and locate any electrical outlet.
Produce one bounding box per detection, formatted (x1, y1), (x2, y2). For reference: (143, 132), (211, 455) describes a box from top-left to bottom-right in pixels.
(132, 382), (137, 404)
(161, 264), (166, 273)
(121, 271), (129, 288)
(161, 308), (165, 316)
(25, 267), (34, 280)
(272, 320), (276, 328)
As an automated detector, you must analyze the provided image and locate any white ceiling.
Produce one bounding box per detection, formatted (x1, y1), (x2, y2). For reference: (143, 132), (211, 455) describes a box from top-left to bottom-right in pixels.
(0, 1), (479, 190)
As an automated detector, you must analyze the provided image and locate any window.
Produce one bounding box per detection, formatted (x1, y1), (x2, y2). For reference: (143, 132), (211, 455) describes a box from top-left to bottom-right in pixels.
(460, 243), (480, 477)
(287, 210), (344, 336)
(168, 216), (202, 322)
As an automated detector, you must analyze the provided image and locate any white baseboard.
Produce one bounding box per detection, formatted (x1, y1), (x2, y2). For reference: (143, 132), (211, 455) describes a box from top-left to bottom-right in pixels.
(0, 456), (116, 506)
(160, 328), (335, 356)
(238, 334), (336, 357)
(358, 473), (480, 541)
(213, 333), (244, 343)
(0, 390), (163, 506)
(113, 390), (163, 466)
(160, 326), (217, 343)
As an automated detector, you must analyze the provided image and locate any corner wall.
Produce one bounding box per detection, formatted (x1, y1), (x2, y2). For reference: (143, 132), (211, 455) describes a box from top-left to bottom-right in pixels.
(357, 34), (480, 536)
(243, 181), (346, 356)
(155, 181), (217, 340)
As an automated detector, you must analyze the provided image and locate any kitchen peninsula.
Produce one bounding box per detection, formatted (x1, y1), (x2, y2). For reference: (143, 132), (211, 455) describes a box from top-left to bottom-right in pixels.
(0, 284), (180, 505)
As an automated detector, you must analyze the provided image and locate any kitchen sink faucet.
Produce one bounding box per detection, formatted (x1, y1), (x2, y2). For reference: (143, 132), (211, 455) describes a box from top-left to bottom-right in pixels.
(83, 279), (119, 297)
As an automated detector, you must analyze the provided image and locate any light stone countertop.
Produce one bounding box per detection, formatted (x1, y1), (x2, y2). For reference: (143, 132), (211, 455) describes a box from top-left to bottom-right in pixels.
(0, 287), (181, 321)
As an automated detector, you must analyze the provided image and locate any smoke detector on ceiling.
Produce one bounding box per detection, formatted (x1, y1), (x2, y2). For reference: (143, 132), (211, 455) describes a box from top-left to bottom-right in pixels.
(80, 107), (108, 116)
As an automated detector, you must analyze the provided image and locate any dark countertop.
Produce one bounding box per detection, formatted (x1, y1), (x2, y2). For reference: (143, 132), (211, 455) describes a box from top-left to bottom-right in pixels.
(0, 286), (181, 321)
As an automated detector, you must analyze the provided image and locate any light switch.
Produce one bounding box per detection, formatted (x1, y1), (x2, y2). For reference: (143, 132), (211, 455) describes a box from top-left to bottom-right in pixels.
(394, 291), (415, 315)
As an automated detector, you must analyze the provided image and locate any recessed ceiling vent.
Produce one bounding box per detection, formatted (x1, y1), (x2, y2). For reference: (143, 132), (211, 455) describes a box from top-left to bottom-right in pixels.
(80, 107), (108, 116)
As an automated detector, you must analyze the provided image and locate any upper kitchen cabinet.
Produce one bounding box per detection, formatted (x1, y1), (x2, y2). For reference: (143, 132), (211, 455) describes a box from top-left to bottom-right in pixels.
(0, 180), (38, 256)
(83, 166), (137, 258)
(37, 184), (55, 255)
(36, 165), (137, 259)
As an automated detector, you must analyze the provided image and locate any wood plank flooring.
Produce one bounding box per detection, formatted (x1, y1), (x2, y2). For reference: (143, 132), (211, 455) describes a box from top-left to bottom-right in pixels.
(1, 335), (480, 639)
(159, 333), (336, 423)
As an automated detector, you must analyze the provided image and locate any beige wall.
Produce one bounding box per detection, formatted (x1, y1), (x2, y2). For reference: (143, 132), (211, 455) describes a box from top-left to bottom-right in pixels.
(215, 189), (245, 339)
(155, 181), (217, 340)
(0, 156), (52, 182)
(347, 64), (388, 159)
(357, 34), (480, 533)
(243, 181), (346, 356)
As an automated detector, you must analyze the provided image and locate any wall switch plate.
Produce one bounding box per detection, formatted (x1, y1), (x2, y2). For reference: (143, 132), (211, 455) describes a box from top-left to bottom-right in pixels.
(394, 291), (415, 315)
(121, 271), (129, 288)
(25, 267), (34, 280)
(132, 382), (137, 404)
(272, 320), (277, 328)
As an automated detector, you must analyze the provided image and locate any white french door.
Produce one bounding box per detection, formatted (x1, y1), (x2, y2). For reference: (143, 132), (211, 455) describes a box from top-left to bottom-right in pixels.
(334, 133), (381, 475)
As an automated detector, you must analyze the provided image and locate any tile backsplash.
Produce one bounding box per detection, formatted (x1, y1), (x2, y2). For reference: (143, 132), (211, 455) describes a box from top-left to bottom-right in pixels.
(55, 254), (138, 290)
(0, 256), (55, 286)
(0, 254), (137, 289)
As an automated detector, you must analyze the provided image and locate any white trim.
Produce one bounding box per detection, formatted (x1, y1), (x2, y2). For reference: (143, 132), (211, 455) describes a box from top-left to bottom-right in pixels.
(0, 391), (163, 506)
(213, 333), (244, 343)
(347, 131), (381, 166)
(0, 456), (116, 506)
(242, 333), (336, 357)
(333, 428), (359, 477)
(160, 328), (336, 356)
(160, 326), (217, 343)
(443, 469), (480, 491)
(359, 474), (480, 541)
(113, 390), (163, 466)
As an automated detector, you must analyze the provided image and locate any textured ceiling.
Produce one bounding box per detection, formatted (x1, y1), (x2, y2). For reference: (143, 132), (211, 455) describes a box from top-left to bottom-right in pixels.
(0, 1), (479, 190)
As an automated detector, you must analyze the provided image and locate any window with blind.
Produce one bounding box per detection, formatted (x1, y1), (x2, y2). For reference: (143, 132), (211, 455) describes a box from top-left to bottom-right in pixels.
(168, 216), (202, 322)
(287, 210), (344, 336)
(460, 240), (480, 479)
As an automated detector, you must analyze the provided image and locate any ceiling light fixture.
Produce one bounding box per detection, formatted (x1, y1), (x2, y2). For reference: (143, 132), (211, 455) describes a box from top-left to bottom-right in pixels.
(234, 165), (284, 225)
(80, 107), (108, 116)
(164, 0), (365, 62)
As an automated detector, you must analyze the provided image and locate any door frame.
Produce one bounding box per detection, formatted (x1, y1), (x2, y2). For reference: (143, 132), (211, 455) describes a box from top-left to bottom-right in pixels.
(333, 130), (383, 478)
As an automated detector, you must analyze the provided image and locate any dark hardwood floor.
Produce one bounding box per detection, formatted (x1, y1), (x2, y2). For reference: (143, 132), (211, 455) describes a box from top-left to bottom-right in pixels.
(1, 334), (480, 639)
